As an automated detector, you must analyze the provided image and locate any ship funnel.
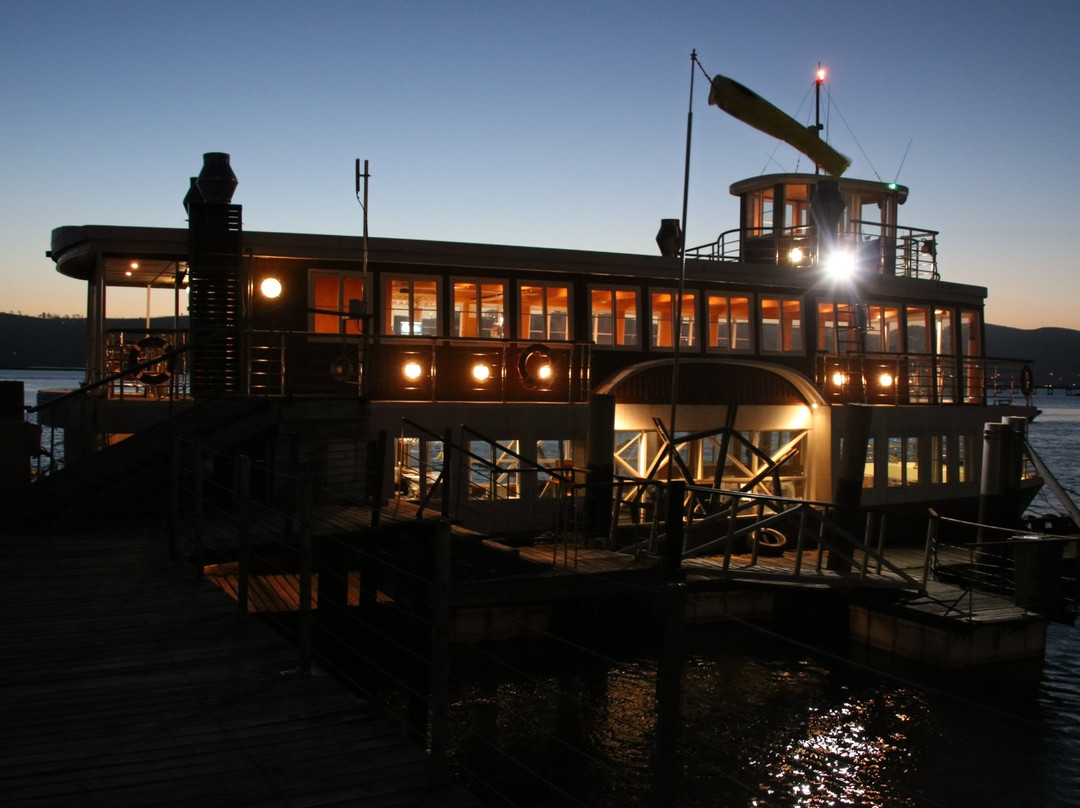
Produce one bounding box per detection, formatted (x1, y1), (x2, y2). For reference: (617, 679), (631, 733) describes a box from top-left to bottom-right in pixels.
(195, 152), (238, 204)
(656, 218), (682, 257)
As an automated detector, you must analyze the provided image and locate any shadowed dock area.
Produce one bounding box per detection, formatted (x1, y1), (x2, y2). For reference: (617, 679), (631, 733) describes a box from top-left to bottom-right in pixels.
(0, 528), (480, 808)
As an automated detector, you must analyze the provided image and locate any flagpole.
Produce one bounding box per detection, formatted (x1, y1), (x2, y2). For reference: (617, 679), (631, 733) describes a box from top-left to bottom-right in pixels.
(668, 50), (696, 484)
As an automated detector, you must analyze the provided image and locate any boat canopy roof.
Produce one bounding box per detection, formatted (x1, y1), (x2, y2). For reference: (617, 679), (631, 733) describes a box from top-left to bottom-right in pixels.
(730, 173), (909, 205)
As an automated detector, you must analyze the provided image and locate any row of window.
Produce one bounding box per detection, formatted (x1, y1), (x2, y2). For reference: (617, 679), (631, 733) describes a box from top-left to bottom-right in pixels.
(859, 433), (973, 489)
(309, 271), (980, 356)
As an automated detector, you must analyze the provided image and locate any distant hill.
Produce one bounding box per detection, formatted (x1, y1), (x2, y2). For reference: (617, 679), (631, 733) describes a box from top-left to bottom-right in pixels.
(985, 324), (1080, 388)
(0, 313), (187, 369)
(2, 311), (1079, 386)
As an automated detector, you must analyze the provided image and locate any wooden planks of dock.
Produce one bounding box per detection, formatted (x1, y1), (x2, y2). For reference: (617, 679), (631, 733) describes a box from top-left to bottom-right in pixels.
(0, 529), (481, 807)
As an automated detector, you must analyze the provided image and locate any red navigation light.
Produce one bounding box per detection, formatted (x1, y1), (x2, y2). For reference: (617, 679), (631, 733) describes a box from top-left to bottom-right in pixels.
(816, 67), (826, 84)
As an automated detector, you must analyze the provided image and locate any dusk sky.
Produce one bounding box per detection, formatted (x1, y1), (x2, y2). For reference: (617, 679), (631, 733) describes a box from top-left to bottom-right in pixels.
(3, 1), (1078, 329)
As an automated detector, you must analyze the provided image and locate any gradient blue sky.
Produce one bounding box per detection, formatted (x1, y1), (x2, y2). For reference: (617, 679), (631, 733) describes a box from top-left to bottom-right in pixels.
(3, 1), (1078, 329)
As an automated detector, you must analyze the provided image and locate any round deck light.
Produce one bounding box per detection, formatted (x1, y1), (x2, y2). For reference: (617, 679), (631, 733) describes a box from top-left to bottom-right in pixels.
(471, 363), (492, 382)
(879, 372), (894, 388)
(260, 277), (283, 299)
(831, 371), (847, 387)
(403, 361), (424, 381)
(788, 246), (804, 264)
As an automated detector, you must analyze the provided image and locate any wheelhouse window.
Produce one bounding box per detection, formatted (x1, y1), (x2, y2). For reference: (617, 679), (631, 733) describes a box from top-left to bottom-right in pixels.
(707, 294), (751, 351)
(311, 271), (364, 335)
(760, 297), (803, 353)
(650, 290), (697, 349)
(589, 287), (639, 347)
(519, 283), (570, 341)
(453, 281), (505, 338)
(745, 186), (775, 235)
(385, 277), (439, 336)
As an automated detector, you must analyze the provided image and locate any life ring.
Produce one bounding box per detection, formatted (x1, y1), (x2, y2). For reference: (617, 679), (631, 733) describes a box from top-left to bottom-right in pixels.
(1019, 364), (1035, 397)
(753, 527), (788, 556)
(127, 336), (175, 385)
(517, 343), (554, 389)
(329, 356), (354, 383)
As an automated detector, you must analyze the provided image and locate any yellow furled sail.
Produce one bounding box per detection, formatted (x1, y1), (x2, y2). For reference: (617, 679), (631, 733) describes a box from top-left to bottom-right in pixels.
(708, 74), (851, 177)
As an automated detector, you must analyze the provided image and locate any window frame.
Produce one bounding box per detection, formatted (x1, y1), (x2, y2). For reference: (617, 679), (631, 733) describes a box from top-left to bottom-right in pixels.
(588, 285), (640, 348)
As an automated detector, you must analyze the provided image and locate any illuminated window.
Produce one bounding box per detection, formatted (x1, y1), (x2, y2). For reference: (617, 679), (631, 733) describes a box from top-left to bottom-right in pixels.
(957, 435), (970, 483)
(519, 284), (570, 340)
(817, 301), (855, 354)
(311, 271), (364, 335)
(931, 435), (949, 484)
(650, 290), (696, 348)
(864, 305), (901, 353)
(453, 281), (505, 338)
(959, 310), (980, 356)
(886, 436), (919, 486)
(906, 306), (930, 353)
(385, 277), (438, 336)
(760, 297), (803, 353)
(863, 437), (875, 488)
(467, 439), (520, 500)
(959, 310), (984, 403)
(537, 439), (573, 498)
(707, 294), (751, 351)
(935, 308), (954, 355)
(589, 287), (639, 346)
(905, 436), (920, 485)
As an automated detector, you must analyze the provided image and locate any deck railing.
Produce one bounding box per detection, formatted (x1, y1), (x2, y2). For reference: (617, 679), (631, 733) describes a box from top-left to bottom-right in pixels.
(815, 353), (1035, 406)
(925, 510), (1079, 621)
(684, 222), (940, 279)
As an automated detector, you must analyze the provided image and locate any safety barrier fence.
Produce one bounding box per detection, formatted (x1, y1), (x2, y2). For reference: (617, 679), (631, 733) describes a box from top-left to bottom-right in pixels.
(925, 510), (1080, 621)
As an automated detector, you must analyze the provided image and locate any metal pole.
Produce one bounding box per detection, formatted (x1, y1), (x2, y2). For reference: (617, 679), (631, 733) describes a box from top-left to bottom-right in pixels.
(668, 50), (697, 483)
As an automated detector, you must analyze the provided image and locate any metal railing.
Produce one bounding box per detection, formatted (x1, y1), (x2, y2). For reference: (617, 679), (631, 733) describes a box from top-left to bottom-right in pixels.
(815, 353), (1035, 406)
(925, 510), (1079, 621)
(607, 476), (926, 590)
(684, 222), (940, 279)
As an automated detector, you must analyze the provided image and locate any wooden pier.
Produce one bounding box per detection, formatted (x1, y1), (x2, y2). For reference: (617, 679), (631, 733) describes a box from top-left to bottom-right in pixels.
(0, 527), (481, 807)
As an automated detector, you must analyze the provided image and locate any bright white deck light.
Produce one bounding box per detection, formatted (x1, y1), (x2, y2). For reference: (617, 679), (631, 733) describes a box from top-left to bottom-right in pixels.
(260, 277), (282, 298)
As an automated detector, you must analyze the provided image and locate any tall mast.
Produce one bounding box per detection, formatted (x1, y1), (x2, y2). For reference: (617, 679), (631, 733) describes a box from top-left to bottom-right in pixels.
(814, 64), (825, 175)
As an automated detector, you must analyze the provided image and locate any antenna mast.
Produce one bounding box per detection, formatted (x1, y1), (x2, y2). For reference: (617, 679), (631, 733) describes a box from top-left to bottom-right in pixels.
(814, 64), (826, 175)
